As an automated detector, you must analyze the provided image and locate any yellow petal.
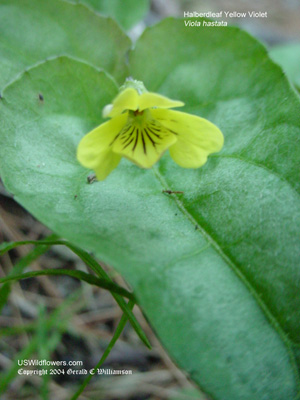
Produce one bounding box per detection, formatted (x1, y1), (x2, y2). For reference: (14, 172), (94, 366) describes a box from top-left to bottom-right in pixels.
(138, 92), (184, 111)
(107, 88), (139, 117)
(112, 118), (177, 168)
(151, 109), (224, 168)
(93, 151), (121, 181)
(77, 114), (127, 179)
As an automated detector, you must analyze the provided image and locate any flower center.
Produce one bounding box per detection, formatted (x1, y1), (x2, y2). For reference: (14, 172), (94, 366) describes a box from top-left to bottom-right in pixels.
(110, 108), (177, 167)
(128, 109), (148, 126)
(133, 110), (144, 116)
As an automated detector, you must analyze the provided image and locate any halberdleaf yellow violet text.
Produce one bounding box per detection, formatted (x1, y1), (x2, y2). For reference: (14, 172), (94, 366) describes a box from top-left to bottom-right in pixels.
(77, 79), (224, 180)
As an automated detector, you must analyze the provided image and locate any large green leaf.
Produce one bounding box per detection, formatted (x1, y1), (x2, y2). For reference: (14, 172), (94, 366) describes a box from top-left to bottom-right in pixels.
(0, 0), (131, 89)
(70, 0), (150, 30)
(1, 20), (300, 400)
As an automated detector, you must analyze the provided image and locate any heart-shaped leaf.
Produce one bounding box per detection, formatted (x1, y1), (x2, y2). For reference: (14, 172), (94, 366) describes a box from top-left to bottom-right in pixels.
(0, 0), (131, 89)
(1, 19), (300, 400)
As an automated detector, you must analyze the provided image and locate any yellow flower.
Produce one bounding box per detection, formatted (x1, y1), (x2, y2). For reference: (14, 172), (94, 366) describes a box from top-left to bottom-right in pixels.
(77, 79), (224, 180)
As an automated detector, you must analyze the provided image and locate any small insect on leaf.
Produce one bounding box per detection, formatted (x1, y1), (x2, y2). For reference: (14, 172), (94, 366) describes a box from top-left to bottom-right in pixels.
(162, 190), (184, 194)
(38, 93), (44, 101)
(87, 174), (97, 184)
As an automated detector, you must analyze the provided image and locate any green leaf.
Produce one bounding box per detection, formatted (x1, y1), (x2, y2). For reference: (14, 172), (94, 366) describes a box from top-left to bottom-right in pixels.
(1, 19), (300, 400)
(70, 0), (150, 30)
(0, 0), (131, 89)
(0, 268), (134, 300)
(0, 237), (150, 348)
(0, 234), (56, 312)
(269, 43), (300, 89)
